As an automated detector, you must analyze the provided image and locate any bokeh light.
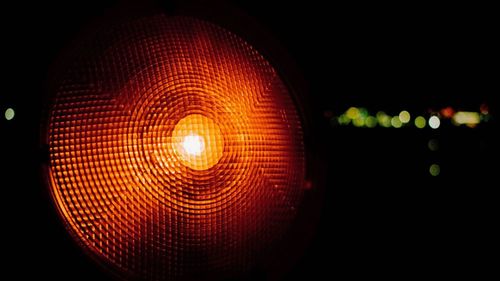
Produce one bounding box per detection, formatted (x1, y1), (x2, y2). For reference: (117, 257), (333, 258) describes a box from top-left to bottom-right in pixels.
(429, 164), (440, 176)
(391, 116), (402, 128)
(414, 116), (426, 128)
(338, 114), (350, 125)
(365, 116), (377, 128)
(399, 110), (410, 123)
(452, 111), (480, 127)
(353, 117), (365, 127)
(4, 108), (15, 121)
(440, 106), (455, 119)
(346, 107), (360, 119)
(377, 111), (391, 128)
(429, 116), (440, 129)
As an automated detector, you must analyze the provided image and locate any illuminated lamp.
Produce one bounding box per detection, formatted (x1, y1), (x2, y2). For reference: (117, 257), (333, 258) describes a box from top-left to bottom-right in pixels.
(42, 10), (318, 281)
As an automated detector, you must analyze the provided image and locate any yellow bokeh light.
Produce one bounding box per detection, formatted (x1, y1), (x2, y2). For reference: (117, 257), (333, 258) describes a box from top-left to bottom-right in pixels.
(172, 114), (223, 170)
(4, 108), (15, 121)
(391, 116), (402, 128)
(353, 117), (365, 127)
(414, 116), (426, 128)
(429, 164), (440, 176)
(365, 116), (377, 128)
(376, 111), (391, 128)
(452, 111), (480, 126)
(338, 114), (350, 125)
(346, 107), (360, 119)
(399, 110), (411, 123)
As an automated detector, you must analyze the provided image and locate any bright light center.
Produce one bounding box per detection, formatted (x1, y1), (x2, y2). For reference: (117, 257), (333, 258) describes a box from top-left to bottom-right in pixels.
(171, 114), (224, 170)
(182, 135), (204, 156)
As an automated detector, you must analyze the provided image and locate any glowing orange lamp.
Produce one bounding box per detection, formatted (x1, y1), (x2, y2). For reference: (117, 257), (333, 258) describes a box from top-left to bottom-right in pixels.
(45, 15), (307, 281)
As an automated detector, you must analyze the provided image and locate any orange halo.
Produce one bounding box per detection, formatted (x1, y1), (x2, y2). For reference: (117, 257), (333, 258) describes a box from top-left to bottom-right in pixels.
(171, 114), (224, 170)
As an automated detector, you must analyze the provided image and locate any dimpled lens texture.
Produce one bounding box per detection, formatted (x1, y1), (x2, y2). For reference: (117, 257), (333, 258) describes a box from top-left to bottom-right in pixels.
(47, 15), (305, 281)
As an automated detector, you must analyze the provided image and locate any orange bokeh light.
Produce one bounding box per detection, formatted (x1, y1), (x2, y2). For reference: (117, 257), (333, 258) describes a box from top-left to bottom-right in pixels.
(441, 106), (455, 119)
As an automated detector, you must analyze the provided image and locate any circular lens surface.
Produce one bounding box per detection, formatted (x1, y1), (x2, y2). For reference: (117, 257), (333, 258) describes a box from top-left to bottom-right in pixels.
(47, 15), (305, 280)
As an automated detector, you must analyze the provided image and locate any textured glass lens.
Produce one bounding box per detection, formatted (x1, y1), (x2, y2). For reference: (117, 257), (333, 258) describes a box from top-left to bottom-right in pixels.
(47, 15), (305, 280)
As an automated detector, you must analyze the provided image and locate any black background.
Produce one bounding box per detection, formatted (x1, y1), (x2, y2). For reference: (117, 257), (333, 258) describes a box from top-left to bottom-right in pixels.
(1, 0), (495, 279)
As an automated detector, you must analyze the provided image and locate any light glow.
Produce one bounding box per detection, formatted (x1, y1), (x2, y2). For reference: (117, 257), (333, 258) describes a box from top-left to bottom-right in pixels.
(353, 117), (365, 127)
(452, 111), (480, 127)
(365, 116), (377, 128)
(429, 116), (440, 129)
(399, 110), (411, 123)
(441, 107), (455, 119)
(346, 107), (360, 119)
(429, 164), (440, 176)
(172, 114), (223, 170)
(376, 111), (391, 128)
(391, 116), (402, 128)
(338, 114), (350, 125)
(4, 108), (14, 120)
(414, 116), (426, 128)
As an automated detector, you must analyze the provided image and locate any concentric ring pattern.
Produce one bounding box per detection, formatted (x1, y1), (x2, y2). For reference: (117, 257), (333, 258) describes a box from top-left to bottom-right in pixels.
(47, 15), (305, 280)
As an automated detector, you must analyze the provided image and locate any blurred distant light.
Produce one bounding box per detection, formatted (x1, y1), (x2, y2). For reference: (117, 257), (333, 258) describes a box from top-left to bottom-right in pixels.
(429, 164), (440, 176)
(365, 116), (377, 128)
(346, 107), (360, 119)
(398, 110), (411, 123)
(427, 139), (439, 151)
(358, 107), (368, 118)
(376, 111), (391, 128)
(391, 116), (402, 128)
(440, 106), (455, 119)
(337, 114), (350, 125)
(4, 108), (15, 121)
(480, 103), (489, 115)
(452, 111), (480, 127)
(429, 116), (440, 129)
(414, 116), (426, 128)
(353, 117), (365, 127)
